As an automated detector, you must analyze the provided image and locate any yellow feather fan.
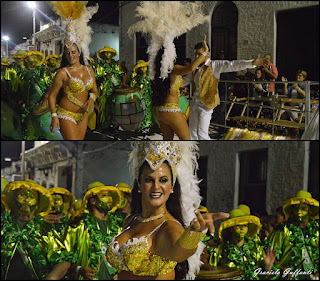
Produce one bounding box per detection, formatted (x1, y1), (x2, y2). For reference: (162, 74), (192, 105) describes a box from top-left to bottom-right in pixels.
(49, 1), (87, 20)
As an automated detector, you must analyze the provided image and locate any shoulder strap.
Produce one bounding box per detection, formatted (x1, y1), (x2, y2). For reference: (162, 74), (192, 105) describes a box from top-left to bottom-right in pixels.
(146, 220), (167, 238)
(64, 68), (72, 78)
(86, 66), (92, 79)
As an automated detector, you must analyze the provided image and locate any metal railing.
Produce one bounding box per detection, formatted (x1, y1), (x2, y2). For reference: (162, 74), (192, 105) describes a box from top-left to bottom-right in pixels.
(212, 79), (319, 138)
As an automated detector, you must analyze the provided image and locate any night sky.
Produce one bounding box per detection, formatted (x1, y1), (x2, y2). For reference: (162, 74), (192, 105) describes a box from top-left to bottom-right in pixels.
(1, 1), (120, 51)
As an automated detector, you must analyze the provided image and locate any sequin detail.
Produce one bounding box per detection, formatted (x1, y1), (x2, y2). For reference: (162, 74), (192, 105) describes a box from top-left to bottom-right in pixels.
(155, 103), (182, 113)
(106, 220), (177, 276)
(170, 75), (183, 92)
(133, 141), (182, 185)
(63, 67), (94, 110)
(57, 106), (86, 124)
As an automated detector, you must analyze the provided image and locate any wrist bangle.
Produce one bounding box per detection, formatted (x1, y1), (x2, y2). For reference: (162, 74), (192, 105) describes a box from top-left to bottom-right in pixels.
(75, 266), (81, 275)
(201, 52), (207, 57)
(178, 226), (206, 250)
(89, 93), (97, 102)
(51, 113), (58, 118)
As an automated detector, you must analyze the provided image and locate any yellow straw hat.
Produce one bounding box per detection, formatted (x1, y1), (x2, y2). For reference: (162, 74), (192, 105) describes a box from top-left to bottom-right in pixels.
(219, 208), (262, 241)
(1, 57), (11, 67)
(116, 183), (131, 208)
(238, 204), (251, 215)
(81, 182), (123, 214)
(45, 54), (62, 68)
(282, 190), (319, 220)
(97, 46), (117, 61)
(2, 181), (53, 217)
(133, 60), (148, 74)
(48, 187), (75, 217)
(21, 51), (45, 68)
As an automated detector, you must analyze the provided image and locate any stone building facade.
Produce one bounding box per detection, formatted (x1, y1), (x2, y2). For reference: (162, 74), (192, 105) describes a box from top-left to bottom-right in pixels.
(119, 1), (318, 72)
(19, 140), (318, 220)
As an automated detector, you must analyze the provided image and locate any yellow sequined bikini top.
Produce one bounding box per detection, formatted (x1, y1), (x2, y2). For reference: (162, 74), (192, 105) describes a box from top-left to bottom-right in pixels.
(64, 66), (94, 96)
(106, 219), (177, 276)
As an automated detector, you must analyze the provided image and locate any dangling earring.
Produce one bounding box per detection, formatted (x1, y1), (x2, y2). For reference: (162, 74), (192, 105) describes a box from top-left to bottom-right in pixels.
(171, 190), (174, 194)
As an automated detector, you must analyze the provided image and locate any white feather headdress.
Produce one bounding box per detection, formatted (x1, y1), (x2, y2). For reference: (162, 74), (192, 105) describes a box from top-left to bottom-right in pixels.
(50, 1), (99, 66)
(128, 1), (209, 80)
(128, 141), (205, 280)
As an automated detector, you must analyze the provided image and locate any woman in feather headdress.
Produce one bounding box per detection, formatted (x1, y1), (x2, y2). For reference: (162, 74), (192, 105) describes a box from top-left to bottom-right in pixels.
(48, 1), (99, 140)
(128, 2), (210, 140)
(105, 141), (229, 280)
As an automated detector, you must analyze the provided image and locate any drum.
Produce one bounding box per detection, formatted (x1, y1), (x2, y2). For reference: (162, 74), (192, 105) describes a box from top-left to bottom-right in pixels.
(197, 267), (243, 280)
(179, 94), (190, 120)
(32, 106), (63, 140)
(1, 101), (23, 139)
(111, 87), (146, 131)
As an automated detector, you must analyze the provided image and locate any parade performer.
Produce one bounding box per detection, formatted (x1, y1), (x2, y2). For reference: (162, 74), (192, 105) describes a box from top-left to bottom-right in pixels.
(57, 182), (124, 280)
(1, 181), (73, 280)
(189, 42), (268, 140)
(129, 60), (156, 131)
(43, 187), (75, 239)
(48, 1), (99, 140)
(95, 45), (124, 130)
(128, 1), (210, 140)
(106, 141), (229, 280)
(266, 190), (319, 280)
(115, 182), (132, 224)
(11, 49), (26, 68)
(209, 207), (276, 280)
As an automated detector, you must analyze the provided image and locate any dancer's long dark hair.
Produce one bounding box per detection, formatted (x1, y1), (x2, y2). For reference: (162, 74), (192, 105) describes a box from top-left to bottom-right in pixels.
(151, 47), (171, 107)
(130, 161), (189, 280)
(60, 43), (85, 68)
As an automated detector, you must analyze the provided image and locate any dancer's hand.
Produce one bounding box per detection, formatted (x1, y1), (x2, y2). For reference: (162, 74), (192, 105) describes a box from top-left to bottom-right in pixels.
(264, 247), (276, 268)
(80, 267), (98, 280)
(84, 98), (95, 113)
(203, 35), (209, 57)
(50, 116), (60, 134)
(252, 55), (269, 68)
(189, 209), (229, 235)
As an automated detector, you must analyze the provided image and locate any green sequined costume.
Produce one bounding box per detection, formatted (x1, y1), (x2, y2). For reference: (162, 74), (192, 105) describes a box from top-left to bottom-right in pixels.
(63, 212), (123, 280)
(1, 211), (76, 280)
(130, 73), (156, 131)
(95, 60), (124, 129)
(209, 234), (268, 280)
(266, 220), (319, 280)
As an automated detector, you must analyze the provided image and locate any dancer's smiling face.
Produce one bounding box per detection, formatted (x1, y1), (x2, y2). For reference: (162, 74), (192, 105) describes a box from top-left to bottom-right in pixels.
(139, 162), (173, 209)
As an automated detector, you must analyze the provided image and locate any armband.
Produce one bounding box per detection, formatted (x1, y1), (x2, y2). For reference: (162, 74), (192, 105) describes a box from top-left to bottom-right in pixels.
(178, 226), (206, 250)
(201, 52), (207, 57)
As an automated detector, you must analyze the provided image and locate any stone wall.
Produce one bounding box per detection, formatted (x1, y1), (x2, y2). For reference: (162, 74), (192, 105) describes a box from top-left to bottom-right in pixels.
(119, 1), (318, 71)
(198, 141), (308, 215)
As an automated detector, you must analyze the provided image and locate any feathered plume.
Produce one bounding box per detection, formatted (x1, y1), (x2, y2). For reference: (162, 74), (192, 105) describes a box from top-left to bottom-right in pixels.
(49, 1), (98, 66)
(49, 1), (87, 20)
(128, 141), (205, 280)
(128, 1), (209, 80)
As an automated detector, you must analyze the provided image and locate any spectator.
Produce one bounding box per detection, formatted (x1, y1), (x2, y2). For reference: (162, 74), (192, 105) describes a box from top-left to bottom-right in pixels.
(252, 67), (268, 98)
(281, 70), (307, 121)
(259, 214), (277, 241)
(261, 54), (278, 95)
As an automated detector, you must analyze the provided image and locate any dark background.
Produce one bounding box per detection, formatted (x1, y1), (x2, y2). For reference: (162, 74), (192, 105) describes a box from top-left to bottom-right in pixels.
(1, 1), (119, 50)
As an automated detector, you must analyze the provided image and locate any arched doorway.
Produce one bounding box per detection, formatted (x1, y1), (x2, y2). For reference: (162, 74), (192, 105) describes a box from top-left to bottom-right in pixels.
(211, 2), (238, 60)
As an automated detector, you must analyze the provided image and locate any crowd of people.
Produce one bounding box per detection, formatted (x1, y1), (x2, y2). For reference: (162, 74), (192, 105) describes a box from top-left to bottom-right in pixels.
(1, 141), (319, 280)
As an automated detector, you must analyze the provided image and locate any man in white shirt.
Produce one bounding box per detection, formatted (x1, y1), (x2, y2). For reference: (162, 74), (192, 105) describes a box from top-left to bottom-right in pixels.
(189, 42), (269, 140)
